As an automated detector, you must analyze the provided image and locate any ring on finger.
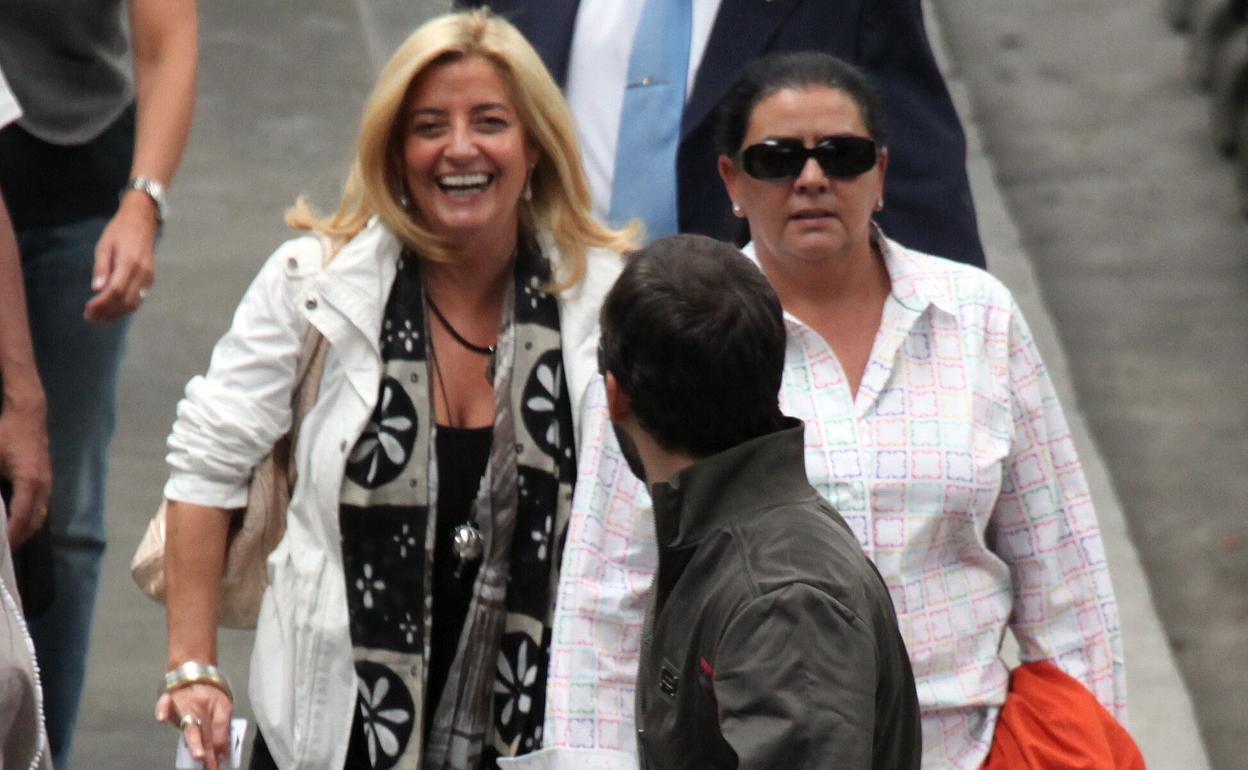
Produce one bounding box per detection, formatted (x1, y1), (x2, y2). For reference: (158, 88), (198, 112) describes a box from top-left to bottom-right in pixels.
(178, 713), (203, 731)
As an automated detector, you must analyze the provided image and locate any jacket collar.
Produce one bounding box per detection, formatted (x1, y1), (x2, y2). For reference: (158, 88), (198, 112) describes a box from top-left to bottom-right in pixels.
(314, 217), (402, 354)
(312, 218), (594, 345)
(649, 417), (817, 550)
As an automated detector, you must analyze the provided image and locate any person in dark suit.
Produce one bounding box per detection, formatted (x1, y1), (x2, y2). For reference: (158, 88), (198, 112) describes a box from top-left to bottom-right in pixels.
(455, 0), (986, 267)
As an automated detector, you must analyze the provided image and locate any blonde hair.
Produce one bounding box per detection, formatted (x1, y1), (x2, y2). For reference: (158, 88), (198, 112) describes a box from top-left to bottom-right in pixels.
(286, 8), (637, 289)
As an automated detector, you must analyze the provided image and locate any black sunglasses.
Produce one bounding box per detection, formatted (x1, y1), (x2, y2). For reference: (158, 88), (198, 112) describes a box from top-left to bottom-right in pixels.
(738, 136), (878, 181)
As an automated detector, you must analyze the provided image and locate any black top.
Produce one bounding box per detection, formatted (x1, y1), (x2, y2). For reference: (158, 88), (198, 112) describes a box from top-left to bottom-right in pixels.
(426, 423), (492, 733)
(0, 104), (134, 230)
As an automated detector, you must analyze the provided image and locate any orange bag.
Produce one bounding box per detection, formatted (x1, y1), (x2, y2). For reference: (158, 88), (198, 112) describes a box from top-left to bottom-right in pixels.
(982, 661), (1146, 770)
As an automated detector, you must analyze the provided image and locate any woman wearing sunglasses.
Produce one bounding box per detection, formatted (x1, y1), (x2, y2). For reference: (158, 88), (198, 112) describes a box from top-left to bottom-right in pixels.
(525, 50), (1137, 770)
(710, 51), (1134, 767)
(453, 50), (1140, 770)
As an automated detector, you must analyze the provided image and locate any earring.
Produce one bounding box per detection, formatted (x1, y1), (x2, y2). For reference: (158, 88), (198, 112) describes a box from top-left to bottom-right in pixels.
(874, 197), (884, 212)
(523, 164), (536, 202)
(398, 192), (411, 208)
(732, 202), (743, 216)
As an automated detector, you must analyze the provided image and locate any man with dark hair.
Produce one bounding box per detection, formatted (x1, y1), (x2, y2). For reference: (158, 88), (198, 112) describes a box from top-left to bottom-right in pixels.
(598, 233), (921, 768)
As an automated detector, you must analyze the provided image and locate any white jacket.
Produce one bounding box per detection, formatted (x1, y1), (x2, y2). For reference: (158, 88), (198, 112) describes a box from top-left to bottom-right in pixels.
(164, 218), (623, 769)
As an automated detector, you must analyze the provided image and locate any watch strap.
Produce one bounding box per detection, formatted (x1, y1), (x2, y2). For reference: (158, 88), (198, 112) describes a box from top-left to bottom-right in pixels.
(123, 176), (168, 222)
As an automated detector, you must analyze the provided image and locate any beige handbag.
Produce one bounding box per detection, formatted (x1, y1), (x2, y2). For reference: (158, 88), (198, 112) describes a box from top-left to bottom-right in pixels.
(130, 233), (333, 629)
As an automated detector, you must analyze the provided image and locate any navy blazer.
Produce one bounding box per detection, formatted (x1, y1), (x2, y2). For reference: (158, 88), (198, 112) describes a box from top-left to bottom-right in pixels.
(457, 0), (986, 267)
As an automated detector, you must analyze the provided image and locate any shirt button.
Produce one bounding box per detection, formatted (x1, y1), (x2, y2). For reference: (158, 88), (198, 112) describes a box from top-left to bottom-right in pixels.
(339, 440), (348, 453)
(286, 256), (298, 270)
(305, 296), (318, 310)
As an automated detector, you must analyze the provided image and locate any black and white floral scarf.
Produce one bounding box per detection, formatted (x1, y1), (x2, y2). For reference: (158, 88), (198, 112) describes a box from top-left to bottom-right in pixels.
(338, 239), (575, 769)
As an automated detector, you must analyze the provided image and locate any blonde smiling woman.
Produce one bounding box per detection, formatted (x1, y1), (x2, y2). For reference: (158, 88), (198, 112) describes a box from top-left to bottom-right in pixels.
(154, 10), (633, 769)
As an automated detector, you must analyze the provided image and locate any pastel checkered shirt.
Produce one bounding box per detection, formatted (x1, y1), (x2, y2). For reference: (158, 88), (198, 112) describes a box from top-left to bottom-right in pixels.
(536, 237), (1126, 770)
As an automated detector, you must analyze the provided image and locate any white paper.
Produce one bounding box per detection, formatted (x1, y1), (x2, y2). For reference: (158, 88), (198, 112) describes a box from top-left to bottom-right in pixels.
(495, 746), (638, 770)
(174, 717), (247, 769)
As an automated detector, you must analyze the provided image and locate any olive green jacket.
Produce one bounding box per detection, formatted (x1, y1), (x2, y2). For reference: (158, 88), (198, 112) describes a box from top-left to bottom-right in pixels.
(637, 420), (920, 769)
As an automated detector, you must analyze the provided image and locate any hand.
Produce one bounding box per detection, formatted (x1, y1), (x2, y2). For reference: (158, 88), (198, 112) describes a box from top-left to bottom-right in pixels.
(156, 684), (234, 770)
(84, 192), (158, 322)
(0, 391), (50, 547)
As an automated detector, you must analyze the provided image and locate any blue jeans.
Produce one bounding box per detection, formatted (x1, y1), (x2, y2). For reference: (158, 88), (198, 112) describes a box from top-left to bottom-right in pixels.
(20, 216), (131, 770)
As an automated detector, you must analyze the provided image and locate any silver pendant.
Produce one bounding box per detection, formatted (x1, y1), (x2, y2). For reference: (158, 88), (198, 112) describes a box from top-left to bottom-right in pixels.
(451, 523), (483, 564)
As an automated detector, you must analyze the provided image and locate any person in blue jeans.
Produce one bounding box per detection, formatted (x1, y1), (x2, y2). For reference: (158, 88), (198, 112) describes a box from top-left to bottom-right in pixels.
(0, 1), (198, 766)
(0, 63), (52, 770)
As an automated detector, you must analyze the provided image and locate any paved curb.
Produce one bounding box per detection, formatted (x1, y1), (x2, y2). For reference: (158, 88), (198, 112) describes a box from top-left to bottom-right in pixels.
(925, 6), (1212, 767)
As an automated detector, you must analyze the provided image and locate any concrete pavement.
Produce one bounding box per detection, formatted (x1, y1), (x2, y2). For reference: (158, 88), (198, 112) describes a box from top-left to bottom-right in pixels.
(937, 0), (1247, 766)
(927, 5), (1211, 766)
(67, 0), (1226, 767)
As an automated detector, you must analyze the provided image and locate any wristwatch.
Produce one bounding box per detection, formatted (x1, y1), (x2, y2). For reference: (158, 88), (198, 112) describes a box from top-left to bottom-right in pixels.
(122, 176), (168, 222)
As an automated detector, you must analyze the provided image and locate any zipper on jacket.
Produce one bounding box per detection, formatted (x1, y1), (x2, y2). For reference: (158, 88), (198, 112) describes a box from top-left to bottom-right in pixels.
(635, 579), (657, 769)
(1, 578), (47, 770)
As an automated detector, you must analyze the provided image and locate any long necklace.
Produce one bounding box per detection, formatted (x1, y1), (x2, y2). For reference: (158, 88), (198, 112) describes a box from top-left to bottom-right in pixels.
(425, 294), (496, 356)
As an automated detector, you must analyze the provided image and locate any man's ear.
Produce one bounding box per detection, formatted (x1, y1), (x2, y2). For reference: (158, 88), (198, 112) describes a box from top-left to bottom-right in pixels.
(604, 372), (633, 423)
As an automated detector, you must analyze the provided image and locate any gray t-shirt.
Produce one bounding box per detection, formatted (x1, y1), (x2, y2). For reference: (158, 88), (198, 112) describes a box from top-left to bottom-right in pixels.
(0, 0), (133, 144)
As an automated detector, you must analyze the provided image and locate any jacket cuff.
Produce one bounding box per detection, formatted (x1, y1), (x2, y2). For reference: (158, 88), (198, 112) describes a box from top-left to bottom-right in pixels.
(163, 472), (250, 510)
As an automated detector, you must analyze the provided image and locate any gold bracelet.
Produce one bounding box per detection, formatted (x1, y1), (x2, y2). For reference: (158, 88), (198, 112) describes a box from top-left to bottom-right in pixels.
(163, 661), (233, 703)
